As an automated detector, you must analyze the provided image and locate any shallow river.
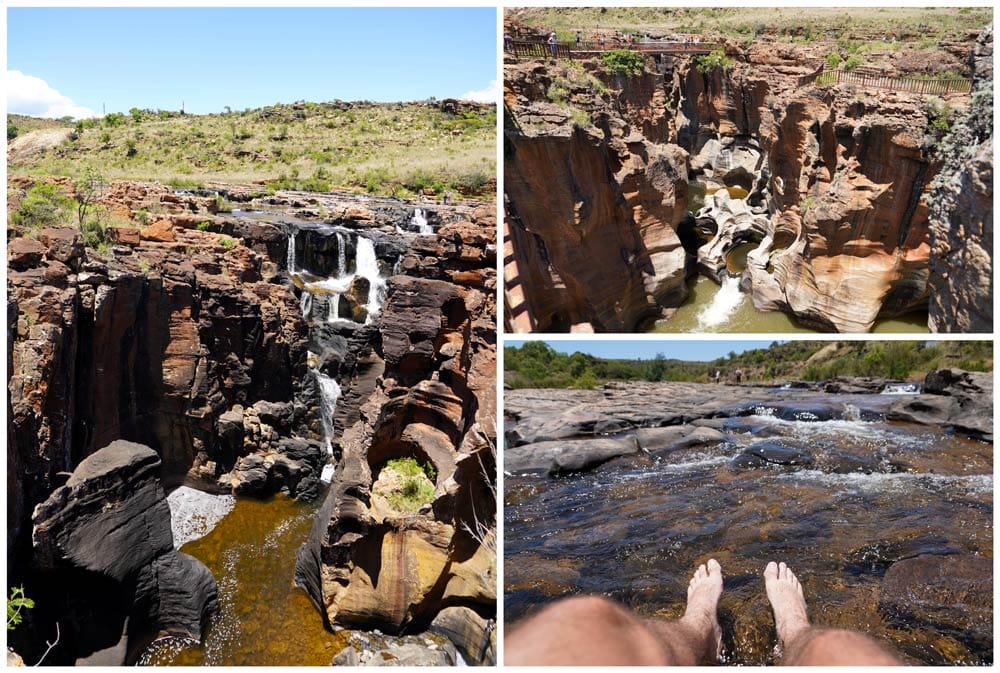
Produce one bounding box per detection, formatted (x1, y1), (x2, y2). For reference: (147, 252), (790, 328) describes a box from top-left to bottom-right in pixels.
(504, 395), (992, 665)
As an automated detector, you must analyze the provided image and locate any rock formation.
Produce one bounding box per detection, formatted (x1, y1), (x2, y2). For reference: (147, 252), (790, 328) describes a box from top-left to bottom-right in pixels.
(504, 26), (991, 332)
(889, 368), (993, 441)
(295, 205), (497, 665)
(31, 440), (217, 665)
(927, 24), (993, 332)
(504, 62), (689, 331)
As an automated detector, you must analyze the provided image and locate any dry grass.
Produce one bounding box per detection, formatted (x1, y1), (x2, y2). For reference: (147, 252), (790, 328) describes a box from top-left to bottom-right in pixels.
(8, 100), (496, 198)
(508, 7), (992, 46)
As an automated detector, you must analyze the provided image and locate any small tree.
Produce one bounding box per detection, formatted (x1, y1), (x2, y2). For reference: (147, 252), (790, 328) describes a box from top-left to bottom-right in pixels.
(7, 121), (18, 140)
(75, 168), (105, 228)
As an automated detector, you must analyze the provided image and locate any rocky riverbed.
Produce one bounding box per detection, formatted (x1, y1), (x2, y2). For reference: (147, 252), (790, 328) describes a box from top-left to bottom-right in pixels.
(504, 373), (992, 664)
(7, 178), (496, 665)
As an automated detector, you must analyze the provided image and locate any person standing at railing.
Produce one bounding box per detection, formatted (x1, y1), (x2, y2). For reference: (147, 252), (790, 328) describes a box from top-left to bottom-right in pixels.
(548, 32), (557, 57)
(504, 32), (513, 52)
(575, 32), (581, 48)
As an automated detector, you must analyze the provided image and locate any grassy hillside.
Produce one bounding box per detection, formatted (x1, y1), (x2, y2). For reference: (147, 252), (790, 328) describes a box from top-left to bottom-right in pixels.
(7, 100), (495, 198)
(504, 341), (992, 389)
(508, 6), (991, 46)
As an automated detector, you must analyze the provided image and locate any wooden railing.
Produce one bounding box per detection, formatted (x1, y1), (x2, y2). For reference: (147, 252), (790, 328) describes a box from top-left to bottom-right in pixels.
(506, 38), (721, 60)
(796, 63), (971, 95)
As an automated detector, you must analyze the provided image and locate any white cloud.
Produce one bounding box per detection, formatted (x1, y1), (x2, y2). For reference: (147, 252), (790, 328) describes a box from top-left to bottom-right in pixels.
(459, 79), (499, 104)
(7, 70), (99, 120)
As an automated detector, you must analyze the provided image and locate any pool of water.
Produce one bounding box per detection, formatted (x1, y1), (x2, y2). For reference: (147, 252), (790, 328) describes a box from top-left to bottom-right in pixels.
(140, 494), (348, 666)
(504, 404), (992, 665)
(651, 277), (931, 334)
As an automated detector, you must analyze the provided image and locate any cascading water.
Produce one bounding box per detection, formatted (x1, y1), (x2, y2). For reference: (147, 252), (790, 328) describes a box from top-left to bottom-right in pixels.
(881, 382), (922, 395)
(413, 208), (433, 235)
(314, 369), (342, 484)
(697, 275), (745, 329)
(286, 228), (389, 327)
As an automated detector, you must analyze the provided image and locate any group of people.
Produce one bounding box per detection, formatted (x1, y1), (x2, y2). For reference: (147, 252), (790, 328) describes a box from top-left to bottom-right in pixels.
(712, 368), (744, 384)
(507, 560), (903, 666)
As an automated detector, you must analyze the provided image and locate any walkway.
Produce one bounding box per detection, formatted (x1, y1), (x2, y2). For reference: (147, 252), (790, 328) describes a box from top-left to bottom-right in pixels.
(502, 215), (536, 334)
(798, 64), (971, 95)
(507, 39), (721, 61)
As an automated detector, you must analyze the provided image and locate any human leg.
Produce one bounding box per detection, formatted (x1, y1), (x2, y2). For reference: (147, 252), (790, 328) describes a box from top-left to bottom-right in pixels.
(763, 561), (902, 666)
(505, 559), (724, 666)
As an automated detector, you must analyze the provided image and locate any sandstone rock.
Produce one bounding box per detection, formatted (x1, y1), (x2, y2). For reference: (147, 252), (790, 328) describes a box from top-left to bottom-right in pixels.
(8, 237), (46, 271)
(429, 606), (497, 666)
(636, 425), (726, 456)
(108, 227), (141, 246)
(31, 441), (217, 664)
(140, 219), (176, 242)
(505, 437), (640, 475)
(38, 228), (85, 271)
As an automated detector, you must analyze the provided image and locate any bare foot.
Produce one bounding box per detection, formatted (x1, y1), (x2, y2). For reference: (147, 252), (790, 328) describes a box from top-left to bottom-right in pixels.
(681, 558), (724, 661)
(764, 561), (810, 648)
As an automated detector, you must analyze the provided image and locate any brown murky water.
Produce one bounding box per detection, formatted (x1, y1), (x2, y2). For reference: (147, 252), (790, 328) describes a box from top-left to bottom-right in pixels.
(141, 495), (348, 665)
(504, 396), (992, 665)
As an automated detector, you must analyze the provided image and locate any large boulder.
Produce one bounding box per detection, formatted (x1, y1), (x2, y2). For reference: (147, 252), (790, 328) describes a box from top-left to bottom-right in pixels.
(31, 441), (217, 665)
(888, 369), (992, 440)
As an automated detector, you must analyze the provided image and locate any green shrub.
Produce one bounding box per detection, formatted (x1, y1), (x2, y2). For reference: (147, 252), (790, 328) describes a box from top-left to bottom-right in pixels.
(7, 586), (34, 631)
(197, 221), (212, 231)
(218, 236), (236, 249)
(10, 182), (71, 230)
(103, 112), (126, 128)
(843, 54), (865, 71)
(7, 122), (18, 140)
(600, 49), (646, 77)
(694, 49), (735, 74)
(826, 52), (842, 68)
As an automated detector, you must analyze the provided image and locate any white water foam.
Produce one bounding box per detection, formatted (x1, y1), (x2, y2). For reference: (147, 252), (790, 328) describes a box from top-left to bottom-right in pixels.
(166, 486), (236, 549)
(697, 275), (745, 329)
(880, 382), (922, 395)
(412, 208), (433, 235)
(775, 470), (992, 495)
(315, 370), (342, 456)
(355, 237), (387, 321)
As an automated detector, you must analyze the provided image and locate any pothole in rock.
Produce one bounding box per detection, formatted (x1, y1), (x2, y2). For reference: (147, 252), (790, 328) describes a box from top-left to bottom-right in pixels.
(370, 457), (437, 517)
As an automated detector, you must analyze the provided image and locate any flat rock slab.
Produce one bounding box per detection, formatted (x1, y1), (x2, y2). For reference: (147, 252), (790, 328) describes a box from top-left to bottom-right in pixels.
(505, 437), (640, 475)
(637, 425), (726, 456)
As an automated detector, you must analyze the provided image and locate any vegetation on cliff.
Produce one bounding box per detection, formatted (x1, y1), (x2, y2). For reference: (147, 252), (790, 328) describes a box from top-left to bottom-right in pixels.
(7, 100), (495, 198)
(504, 341), (992, 389)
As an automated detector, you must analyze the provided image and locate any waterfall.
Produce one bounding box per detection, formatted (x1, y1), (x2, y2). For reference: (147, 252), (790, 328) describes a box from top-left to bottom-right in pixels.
(413, 208), (433, 235)
(327, 295), (340, 323)
(697, 275), (745, 329)
(286, 230), (297, 274)
(300, 291), (312, 320)
(335, 231), (347, 276)
(315, 371), (342, 455)
(355, 237), (387, 321)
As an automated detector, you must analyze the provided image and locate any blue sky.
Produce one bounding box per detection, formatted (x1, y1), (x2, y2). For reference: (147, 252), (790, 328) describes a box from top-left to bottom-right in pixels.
(505, 340), (785, 362)
(7, 7), (497, 118)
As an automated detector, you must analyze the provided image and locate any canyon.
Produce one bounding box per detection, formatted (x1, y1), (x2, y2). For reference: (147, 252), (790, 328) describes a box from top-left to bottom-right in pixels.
(503, 21), (993, 333)
(7, 178), (496, 665)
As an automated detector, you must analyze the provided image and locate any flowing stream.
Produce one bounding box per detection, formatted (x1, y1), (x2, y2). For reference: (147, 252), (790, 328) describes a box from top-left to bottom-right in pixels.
(505, 393), (992, 665)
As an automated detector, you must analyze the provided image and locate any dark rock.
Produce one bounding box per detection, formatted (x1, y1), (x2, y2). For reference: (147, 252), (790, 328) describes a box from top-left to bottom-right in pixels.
(30, 441), (217, 665)
(889, 369), (992, 440)
(730, 442), (813, 469)
(505, 437), (640, 475)
(38, 228), (86, 271)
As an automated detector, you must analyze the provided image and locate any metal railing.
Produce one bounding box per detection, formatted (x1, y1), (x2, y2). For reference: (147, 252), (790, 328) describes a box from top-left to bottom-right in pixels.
(797, 63), (971, 95)
(506, 38), (721, 61)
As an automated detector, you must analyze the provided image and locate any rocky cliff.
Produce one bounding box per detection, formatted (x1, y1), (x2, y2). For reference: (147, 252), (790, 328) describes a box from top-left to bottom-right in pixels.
(927, 24), (993, 333)
(8, 177), (497, 664)
(295, 205), (498, 664)
(505, 29), (990, 332)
